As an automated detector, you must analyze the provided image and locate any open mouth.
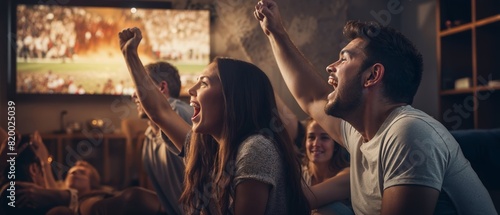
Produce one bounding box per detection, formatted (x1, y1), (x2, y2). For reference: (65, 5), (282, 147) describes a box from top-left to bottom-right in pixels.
(328, 76), (338, 89)
(190, 101), (200, 120)
(310, 148), (324, 155)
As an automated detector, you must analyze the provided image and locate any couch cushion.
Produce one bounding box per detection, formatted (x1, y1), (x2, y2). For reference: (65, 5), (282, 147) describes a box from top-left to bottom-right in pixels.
(450, 129), (500, 190)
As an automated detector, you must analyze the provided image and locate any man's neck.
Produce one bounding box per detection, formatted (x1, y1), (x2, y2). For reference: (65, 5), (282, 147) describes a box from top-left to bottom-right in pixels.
(345, 98), (406, 142)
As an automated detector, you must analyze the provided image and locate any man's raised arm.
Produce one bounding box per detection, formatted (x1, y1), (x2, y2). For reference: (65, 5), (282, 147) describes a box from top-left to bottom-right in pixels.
(254, 0), (344, 145)
(119, 27), (190, 152)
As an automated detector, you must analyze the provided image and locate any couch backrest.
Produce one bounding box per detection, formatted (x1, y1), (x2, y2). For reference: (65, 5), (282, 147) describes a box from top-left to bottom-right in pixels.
(450, 129), (500, 190)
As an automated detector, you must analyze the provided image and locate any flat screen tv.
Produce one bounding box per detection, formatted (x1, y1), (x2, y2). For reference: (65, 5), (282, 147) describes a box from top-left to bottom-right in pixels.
(14, 1), (210, 96)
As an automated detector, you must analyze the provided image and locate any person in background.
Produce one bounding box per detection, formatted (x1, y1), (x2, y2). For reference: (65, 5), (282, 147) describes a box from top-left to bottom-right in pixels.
(254, 0), (496, 214)
(0, 132), (164, 215)
(1, 132), (75, 215)
(302, 118), (352, 215)
(132, 61), (193, 215)
(71, 161), (163, 215)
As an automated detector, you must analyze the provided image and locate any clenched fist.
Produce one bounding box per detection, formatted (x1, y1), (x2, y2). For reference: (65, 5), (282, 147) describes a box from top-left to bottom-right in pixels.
(119, 27), (142, 54)
(253, 0), (285, 36)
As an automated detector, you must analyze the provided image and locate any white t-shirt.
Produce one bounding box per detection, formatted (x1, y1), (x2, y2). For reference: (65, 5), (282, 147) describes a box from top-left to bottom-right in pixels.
(342, 105), (496, 214)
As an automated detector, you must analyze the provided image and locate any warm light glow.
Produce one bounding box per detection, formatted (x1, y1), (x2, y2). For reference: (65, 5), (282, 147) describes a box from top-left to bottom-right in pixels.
(131, 7), (137, 14)
(46, 13), (54, 20)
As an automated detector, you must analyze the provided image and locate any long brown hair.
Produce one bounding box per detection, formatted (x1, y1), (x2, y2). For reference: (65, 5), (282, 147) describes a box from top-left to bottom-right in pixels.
(180, 57), (310, 215)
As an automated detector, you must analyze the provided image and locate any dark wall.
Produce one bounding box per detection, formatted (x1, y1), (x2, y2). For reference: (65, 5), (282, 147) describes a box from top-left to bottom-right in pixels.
(1, 0), (9, 132)
(401, 0), (438, 118)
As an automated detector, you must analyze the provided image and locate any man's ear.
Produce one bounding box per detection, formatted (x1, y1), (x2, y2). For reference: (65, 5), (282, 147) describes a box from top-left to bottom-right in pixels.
(364, 63), (384, 87)
(159, 81), (170, 96)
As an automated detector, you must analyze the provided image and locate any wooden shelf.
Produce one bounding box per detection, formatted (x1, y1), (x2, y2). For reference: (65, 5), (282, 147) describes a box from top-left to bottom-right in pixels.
(477, 85), (500, 92)
(440, 88), (474, 95)
(437, 0), (500, 130)
(476, 15), (500, 27)
(438, 14), (500, 36)
(439, 23), (473, 36)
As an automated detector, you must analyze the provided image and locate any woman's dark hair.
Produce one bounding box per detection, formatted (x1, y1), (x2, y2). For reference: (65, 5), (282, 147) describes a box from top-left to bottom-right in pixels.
(180, 57), (310, 215)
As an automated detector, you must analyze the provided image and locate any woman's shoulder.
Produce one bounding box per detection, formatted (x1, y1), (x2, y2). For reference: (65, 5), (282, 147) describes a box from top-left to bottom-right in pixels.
(234, 134), (284, 185)
(238, 134), (276, 153)
(242, 133), (273, 143)
(236, 134), (280, 163)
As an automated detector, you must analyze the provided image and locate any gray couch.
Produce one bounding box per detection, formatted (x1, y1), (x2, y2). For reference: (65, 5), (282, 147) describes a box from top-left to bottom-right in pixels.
(451, 129), (500, 211)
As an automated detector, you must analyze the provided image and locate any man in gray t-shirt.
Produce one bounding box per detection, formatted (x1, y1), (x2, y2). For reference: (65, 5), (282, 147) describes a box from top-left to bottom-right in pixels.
(255, 1), (497, 213)
(341, 105), (496, 214)
(133, 62), (193, 215)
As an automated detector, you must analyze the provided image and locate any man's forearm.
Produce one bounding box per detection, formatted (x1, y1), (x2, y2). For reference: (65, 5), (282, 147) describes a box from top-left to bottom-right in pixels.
(268, 31), (331, 113)
(123, 51), (170, 117)
(123, 51), (190, 151)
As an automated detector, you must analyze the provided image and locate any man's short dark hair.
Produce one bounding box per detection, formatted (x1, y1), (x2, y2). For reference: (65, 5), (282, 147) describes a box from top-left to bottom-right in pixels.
(144, 62), (182, 98)
(343, 20), (423, 104)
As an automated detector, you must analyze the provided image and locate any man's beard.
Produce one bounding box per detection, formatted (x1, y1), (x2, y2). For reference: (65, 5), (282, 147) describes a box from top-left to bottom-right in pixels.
(324, 75), (362, 118)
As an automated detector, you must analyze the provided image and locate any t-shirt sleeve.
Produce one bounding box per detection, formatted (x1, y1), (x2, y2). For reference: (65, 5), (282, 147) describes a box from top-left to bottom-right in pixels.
(381, 118), (449, 191)
(341, 120), (357, 152)
(233, 135), (281, 189)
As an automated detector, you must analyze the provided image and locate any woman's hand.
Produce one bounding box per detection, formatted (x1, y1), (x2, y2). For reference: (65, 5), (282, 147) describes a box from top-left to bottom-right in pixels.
(30, 131), (49, 163)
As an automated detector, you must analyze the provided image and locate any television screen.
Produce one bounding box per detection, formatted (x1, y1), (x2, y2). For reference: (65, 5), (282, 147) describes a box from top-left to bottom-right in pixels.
(16, 4), (210, 96)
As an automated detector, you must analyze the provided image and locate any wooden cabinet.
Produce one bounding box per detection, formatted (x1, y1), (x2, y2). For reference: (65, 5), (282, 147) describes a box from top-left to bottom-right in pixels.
(437, 0), (500, 130)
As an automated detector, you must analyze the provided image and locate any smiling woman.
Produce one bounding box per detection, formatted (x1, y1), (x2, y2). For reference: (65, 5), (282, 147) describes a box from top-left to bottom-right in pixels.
(120, 27), (311, 215)
(301, 118), (352, 214)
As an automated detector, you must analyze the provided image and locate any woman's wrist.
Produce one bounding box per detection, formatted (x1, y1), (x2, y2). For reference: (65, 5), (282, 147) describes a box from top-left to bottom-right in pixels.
(68, 188), (79, 213)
